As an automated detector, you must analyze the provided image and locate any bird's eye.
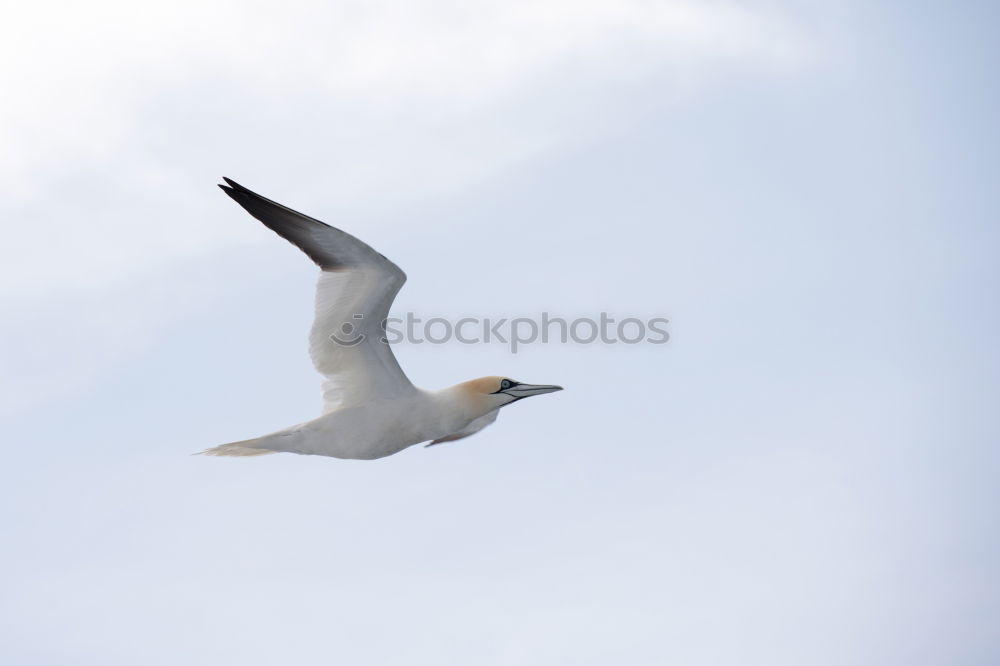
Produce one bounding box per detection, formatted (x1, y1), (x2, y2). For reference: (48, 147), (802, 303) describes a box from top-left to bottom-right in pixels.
(500, 379), (512, 390)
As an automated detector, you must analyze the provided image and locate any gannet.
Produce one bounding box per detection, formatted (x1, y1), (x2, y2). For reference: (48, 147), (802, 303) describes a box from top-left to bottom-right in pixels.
(200, 178), (562, 460)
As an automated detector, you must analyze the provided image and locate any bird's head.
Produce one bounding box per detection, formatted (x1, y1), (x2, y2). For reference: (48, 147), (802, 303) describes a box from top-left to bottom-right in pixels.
(459, 376), (563, 410)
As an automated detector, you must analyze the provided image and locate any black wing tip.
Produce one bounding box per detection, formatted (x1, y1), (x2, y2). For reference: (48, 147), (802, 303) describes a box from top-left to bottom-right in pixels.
(218, 183), (247, 205)
(218, 178), (281, 209)
(218, 179), (263, 204)
(220, 178), (258, 199)
(221, 176), (247, 190)
(215, 177), (358, 273)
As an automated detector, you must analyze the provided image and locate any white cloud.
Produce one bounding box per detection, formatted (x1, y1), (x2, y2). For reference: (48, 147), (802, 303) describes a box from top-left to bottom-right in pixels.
(0, 0), (814, 297)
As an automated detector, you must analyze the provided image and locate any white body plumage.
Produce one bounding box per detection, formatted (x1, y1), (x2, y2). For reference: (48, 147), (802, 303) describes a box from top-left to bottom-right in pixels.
(219, 385), (500, 460)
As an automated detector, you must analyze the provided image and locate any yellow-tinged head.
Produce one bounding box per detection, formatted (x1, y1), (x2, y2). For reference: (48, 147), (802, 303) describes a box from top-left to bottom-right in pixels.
(457, 376), (563, 407)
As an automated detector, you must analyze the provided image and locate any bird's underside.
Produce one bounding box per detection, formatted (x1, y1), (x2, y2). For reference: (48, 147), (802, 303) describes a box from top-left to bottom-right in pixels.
(204, 395), (500, 460)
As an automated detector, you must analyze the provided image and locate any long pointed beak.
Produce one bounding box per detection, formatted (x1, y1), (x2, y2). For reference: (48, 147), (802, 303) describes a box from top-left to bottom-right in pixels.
(503, 384), (563, 399)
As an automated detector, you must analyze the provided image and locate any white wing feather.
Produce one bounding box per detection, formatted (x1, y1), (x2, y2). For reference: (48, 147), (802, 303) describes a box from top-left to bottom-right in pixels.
(219, 178), (415, 412)
(309, 268), (413, 411)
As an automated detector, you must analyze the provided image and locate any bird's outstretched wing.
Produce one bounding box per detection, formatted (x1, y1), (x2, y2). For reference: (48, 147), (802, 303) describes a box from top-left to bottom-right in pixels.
(219, 178), (414, 412)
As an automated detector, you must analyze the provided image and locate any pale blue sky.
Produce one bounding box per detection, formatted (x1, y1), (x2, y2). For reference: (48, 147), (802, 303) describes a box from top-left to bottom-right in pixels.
(1, 1), (997, 664)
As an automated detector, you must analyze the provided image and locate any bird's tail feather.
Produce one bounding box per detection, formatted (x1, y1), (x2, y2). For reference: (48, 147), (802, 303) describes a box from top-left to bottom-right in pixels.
(196, 438), (276, 457)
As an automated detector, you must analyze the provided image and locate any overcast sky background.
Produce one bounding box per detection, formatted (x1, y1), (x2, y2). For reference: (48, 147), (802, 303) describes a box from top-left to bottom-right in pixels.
(1, 1), (998, 664)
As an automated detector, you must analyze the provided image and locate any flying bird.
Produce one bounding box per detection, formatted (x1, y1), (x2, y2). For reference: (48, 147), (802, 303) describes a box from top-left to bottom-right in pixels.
(201, 178), (562, 459)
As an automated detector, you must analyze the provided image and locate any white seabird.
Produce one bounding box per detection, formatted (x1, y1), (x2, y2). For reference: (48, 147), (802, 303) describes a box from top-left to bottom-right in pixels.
(201, 178), (562, 460)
